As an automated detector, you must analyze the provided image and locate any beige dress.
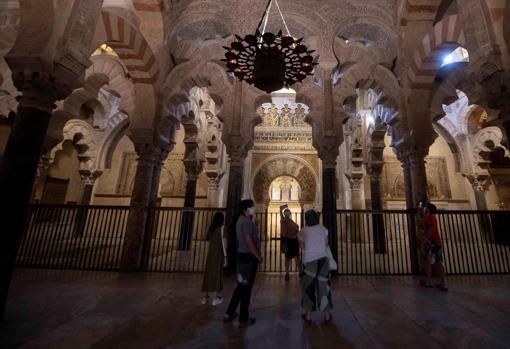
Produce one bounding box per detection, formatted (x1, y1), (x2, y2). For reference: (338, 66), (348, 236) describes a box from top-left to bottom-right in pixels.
(201, 226), (225, 292)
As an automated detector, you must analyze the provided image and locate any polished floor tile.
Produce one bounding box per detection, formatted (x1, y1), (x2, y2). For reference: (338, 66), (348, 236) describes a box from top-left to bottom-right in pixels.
(1, 269), (509, 348)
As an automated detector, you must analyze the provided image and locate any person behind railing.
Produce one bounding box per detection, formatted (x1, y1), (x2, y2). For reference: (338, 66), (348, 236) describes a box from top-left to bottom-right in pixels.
(224, 199), (262, 327)
(298, 209), (333, 324)
(201, 212), (228, 306)
(421, 203), (448, 291)
(280, 204), (302, 281)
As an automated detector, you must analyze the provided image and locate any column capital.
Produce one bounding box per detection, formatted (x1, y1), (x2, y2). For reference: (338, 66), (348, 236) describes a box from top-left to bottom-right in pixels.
(132, 143), (161, 169)
(11, 70), (69, 113)
(367, 165), (383, 180)
(35, 154), (52, 177)
(316, 136), (341, 169)
(467, 175), (491, 192)
(79, 169), (102, 186)
(349, 177), (363, 191)
(224, 135), (252, 167)
(183, 158), (204, 181)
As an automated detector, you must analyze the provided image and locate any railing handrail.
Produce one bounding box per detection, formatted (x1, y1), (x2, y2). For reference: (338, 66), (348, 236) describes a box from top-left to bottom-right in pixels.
(28, 204), (510, 215)
(27, 204), (227, 211)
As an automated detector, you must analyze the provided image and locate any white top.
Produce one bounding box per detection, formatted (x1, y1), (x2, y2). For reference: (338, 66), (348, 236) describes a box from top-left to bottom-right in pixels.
(298, 224), (329, 264)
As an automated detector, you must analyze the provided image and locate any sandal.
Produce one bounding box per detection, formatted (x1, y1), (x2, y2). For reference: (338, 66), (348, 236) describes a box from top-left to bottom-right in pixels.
(324, 313), (333, 323)
(301, 314), (312, 324)
(437, 285), (448, 292)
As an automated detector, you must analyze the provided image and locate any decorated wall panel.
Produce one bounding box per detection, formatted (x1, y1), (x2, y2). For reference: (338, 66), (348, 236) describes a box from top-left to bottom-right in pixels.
(382, 156), (452, 200)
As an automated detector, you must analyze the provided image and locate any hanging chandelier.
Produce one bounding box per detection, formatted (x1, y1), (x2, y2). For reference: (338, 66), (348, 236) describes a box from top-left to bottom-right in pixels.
(223, 0), (317, 93)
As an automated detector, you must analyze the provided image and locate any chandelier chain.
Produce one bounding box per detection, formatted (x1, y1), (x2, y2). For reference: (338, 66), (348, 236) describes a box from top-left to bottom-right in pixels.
(273, 0), (291, 37)
(257, 0), (291, 37)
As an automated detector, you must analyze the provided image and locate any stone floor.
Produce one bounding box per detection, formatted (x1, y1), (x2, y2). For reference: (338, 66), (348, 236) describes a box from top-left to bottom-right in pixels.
(1, 269), (510, 349)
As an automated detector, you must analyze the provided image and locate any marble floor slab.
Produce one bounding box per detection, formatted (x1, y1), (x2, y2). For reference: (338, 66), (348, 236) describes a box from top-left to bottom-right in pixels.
(1, 269), (510, 348)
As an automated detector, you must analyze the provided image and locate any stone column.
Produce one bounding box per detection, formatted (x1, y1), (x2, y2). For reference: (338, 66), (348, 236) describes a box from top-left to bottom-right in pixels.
(468, 176), (492, 241)
(224, 141), (249, 268)
(470, 177), (489, 211)
(206, 178), (220, 207)
(31, 154), (51, 202)
(141, 147), (170, 269)
(350, 177), (364, 209)
(409, 149), (429, 207)
(369, 168), (386, 253)
(319, 152), (339, 264)
(120, 144), (159, 272)
(0, 73), (63, 318)
(401, 157), (414, 210)
(395, 149), (419, 273)
(178, 158), (204, 251)
(73, 170), (102, 237)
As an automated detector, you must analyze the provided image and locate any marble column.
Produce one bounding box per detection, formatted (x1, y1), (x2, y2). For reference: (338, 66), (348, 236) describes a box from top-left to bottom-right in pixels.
(350, 177), (364, 209)
(396, 151), (419, 273)
(409, 149), (429, 207)
(401, 157), (414, 210)
(469, 177), (491, 241)
(349, 177), (364, 243)
(31, 154), (51, 203)
(206, 178), (220, 207)
(141, 148), (170, 268)
(321, 157), (339, 264)
(224, 143), (248, 269)
(178, 159), (203, 251)
(120, 144), (159, 272)
(369, 171), (386, 253)
(0, 75), (61, 318)
(73, 170), (102, 237)
(470, 178), (489, 211)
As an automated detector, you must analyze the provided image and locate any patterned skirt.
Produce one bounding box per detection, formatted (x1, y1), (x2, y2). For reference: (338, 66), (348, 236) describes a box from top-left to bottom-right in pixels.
(301, 257), (333, 312)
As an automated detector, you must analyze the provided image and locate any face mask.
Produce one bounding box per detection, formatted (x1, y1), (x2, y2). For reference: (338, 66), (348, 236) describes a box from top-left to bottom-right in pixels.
(247, 207), (256, 216)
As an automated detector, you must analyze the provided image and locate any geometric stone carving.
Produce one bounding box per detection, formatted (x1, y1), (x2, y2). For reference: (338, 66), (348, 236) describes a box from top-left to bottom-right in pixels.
(252, 156), (318, 203)
(382, 156), (452, 200)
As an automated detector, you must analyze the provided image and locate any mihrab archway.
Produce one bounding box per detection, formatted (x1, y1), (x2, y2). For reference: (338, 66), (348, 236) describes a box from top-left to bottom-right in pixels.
(251, 155), (319, 207)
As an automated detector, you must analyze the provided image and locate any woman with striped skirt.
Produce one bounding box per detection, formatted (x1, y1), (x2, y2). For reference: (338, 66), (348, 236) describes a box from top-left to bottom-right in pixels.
(298, 209), (333, 323)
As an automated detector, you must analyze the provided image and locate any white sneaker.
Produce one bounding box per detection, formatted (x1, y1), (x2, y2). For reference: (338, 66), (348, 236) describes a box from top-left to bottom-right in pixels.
(201, 296), (209, 305)
(212, 297), (223, 306)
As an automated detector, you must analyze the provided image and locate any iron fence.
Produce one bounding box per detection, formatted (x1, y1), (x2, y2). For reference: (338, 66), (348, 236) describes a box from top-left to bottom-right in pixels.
(15, 205), (510, 275)
(16, 204), (129, 270)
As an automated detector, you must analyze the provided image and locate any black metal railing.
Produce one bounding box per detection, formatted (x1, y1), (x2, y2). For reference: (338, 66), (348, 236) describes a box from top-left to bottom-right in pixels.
(15, 205), (510, 275)
(436, 210), (510, 274)
(336, 210), (416, 275)
(143, 207), (225, 272)
(16, 205), (129, 270)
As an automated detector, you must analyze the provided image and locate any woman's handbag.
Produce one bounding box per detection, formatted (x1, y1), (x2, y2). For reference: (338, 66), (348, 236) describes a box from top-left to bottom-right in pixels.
(326, 246), (338, 271)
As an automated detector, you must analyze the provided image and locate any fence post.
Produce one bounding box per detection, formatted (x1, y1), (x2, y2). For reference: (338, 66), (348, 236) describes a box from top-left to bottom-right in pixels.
(141, 206), (157, 271)
(407, 210), (420, 274)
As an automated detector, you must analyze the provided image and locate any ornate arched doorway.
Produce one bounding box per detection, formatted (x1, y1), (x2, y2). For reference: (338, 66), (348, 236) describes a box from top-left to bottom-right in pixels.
(251, 155), (319, 209)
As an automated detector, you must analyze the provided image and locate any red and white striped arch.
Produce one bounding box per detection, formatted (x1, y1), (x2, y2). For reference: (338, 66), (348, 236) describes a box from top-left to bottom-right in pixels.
(408, 15), (466, 91)
(95, 11), (158, 84)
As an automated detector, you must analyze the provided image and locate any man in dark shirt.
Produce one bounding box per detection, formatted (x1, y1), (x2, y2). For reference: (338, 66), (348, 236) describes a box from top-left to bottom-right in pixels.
(224, 199), (262, 326)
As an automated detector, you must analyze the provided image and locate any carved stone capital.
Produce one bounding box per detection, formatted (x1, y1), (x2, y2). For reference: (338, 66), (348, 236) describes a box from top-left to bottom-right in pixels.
(79, 169), (103, 186)
(36, 154), (52, 177)
(134, 143), (160, 169)
(316, 136), (341, 169)
(11, 70), (68, 113)
(349, 177), (363, 191)
(466, 175), (491, 192)
(183, 158), (204, 181)
(224, 135), (252, 167)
